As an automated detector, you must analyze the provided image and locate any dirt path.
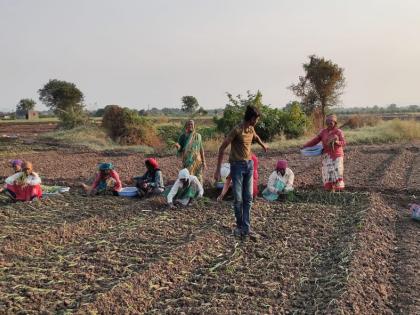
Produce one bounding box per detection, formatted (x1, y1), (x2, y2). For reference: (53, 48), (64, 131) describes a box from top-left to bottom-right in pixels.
(375, 146), (420, 314)
(394, 208), (420, 314)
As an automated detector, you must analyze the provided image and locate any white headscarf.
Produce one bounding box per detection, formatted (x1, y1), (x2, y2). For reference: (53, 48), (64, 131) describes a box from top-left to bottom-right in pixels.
(178, 168), (190, 180)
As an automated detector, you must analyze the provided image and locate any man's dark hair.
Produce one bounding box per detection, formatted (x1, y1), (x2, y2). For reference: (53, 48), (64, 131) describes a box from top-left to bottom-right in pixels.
(244, 105), (261, 122)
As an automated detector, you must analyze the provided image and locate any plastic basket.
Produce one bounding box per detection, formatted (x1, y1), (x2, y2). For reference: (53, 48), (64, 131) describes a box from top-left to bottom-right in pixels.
(118, 187), (139, 197)
(301, 144), (323, 157)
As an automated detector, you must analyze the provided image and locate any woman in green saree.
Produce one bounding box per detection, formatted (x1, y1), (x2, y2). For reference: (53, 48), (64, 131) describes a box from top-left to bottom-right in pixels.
(175, 120), (206, 183)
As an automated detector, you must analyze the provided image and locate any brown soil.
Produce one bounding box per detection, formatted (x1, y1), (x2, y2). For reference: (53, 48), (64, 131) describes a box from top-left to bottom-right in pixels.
(0, 122), (57, 137)
(0, 135), (419, 314)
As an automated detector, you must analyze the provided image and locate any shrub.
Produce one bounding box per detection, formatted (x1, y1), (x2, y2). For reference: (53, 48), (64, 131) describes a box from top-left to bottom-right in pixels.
(197, 126), (219, 141)
(41, 125), (154, 153)
(282, 102), (310, 138)
(203, 135), (225, 152)
(214, 91), (309, 141)
(102, 105), (161, 146)
(59, 108), (89, 129)
(157, 124), (183, 145)
(157, 124), (220, 146)
(342, 115), (381, 129)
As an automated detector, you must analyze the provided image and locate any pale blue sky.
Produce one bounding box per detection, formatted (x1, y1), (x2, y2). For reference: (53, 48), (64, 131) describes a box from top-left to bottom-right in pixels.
(0, 0), (419, 111)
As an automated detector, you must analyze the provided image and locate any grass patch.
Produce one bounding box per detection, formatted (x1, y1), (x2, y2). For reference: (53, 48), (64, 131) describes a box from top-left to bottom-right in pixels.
(267, 119), (420, 150)
(41, 125), (153, 153)
(345, 119), (420, 144)
(39, 119), (419, 154)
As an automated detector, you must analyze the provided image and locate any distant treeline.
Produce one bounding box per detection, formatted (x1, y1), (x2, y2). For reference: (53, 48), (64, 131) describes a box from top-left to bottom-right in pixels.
(91, 107), (223, 117)
(334, 104), (420, 115)
(90, 104), (420, 117)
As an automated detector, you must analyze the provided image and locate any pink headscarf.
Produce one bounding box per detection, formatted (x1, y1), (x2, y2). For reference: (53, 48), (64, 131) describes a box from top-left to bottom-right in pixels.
(276, 160), (288, 170)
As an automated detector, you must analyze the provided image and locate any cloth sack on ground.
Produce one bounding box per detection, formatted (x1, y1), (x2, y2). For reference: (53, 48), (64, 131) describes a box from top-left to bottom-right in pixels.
(262, 180), (285, 201)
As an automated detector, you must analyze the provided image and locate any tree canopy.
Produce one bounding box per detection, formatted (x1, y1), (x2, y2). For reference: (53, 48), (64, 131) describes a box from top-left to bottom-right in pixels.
(38, 79), (84, 114)
(290, 55), (345, 125)
(214, 91), (309, 141)
(16, 98), (36, 114)
(181, 96), (199, 113)
(38, 79), (86, 128)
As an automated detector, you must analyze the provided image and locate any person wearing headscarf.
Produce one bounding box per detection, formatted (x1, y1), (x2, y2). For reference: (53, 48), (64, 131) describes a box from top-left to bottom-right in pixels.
(4, 161), (43, 201)
(82, 162), (122, 196)
(133, 158), (164, 198)
(217, 153), (259, 201)
(303, 114), (346, 191)
(262, 160), (294, 201)
(10, 159), (23, 173)
(166, 168), (204, 208)
(0, 159), (24, 193)
(174, 120), (206, 183)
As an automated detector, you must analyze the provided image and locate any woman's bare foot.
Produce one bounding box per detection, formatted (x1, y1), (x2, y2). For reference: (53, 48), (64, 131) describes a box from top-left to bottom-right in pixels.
(81, 183), (92, 194)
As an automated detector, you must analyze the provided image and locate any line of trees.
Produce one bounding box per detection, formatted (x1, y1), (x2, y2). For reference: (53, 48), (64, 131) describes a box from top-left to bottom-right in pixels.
(334, 104), (420, 115)
(19, 55), (419, 134)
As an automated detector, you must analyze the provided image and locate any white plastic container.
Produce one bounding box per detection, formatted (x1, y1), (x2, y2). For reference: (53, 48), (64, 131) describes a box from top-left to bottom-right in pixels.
(118, 187), (139, 197)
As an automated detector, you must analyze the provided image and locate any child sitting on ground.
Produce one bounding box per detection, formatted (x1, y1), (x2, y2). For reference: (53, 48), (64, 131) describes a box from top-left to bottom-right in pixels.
(82, 162), (122, 196)
(262, 160), (294, 201)
(3, 161), (43, 202)
(133, 158), (164, 198)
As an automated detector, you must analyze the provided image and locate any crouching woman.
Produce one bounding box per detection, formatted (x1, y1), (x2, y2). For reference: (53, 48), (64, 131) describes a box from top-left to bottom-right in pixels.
(133, 158), (164, 198)
(4, 161), (43, 201)
(166, 168), (203, 208)
(262, 160), (294, 201)
(82, 162), (122, 196)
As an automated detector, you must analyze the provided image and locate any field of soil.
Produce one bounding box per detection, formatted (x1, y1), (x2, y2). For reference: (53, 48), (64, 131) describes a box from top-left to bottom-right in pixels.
(0, 122), (58, 137)
(0, 123), (419, 314)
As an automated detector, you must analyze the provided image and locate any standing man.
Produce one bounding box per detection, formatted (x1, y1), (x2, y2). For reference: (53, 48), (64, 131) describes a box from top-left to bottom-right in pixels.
(214, 106), (268, 239)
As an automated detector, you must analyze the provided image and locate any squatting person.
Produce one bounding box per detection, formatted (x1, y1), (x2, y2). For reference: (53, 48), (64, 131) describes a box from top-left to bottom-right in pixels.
(82, 162), (122, 196)
(133, 158), (164, 198)
(166, 168), (204, 208)
(262, 159), (294, 201)
(3, 161), (43, 201)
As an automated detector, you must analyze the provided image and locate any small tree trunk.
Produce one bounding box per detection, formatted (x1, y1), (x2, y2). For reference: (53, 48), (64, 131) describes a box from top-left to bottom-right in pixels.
(321, 102), (326, 127)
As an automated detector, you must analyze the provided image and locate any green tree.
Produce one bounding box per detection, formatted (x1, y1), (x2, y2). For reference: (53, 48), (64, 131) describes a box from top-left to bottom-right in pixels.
(16, 98), (36, 115)
(282, 101), (310, 138)
(38, 79), (87, 128)
(215, 91), (278, 141)
(181, 96), (199, 113)
(387, 103), (397, 112)
(93, 108), (105, 117)
(197, 107), (208, 116)
(215, 91), (309, 141)
(290, 55), (345, 125)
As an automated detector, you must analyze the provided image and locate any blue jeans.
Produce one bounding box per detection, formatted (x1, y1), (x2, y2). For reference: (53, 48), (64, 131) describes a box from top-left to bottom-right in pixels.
(230, 160), (254, 234)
